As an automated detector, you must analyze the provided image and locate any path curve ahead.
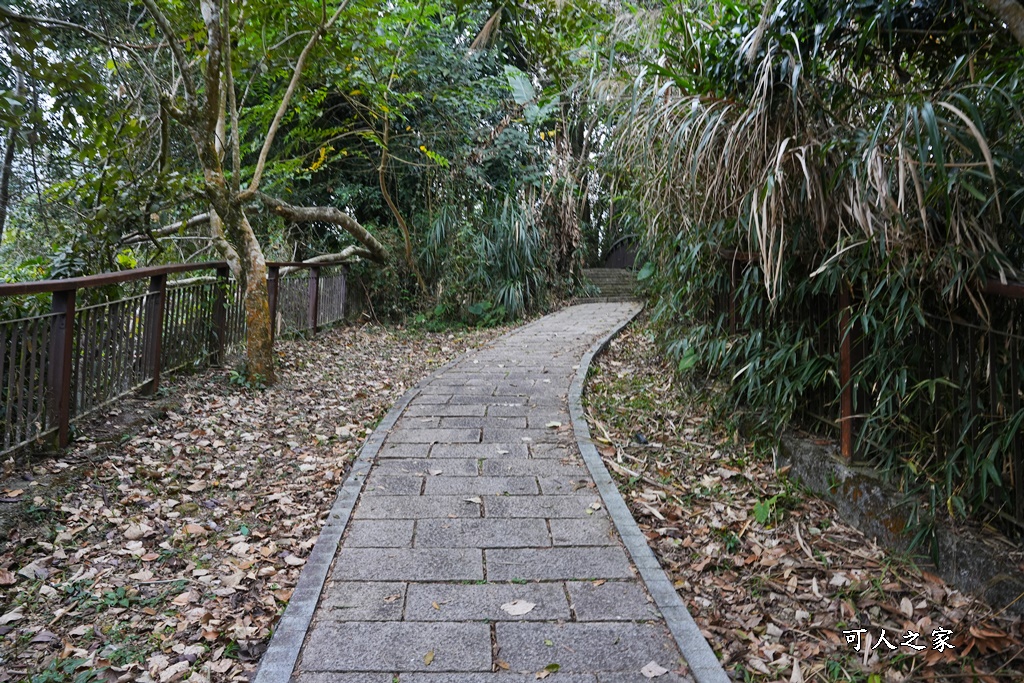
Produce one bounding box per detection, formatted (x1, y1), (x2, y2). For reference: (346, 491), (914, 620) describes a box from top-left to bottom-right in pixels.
(255, 302), (728, 683)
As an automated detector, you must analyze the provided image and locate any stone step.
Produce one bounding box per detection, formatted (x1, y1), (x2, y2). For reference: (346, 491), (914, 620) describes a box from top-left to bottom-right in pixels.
(580, 268), (637, 300)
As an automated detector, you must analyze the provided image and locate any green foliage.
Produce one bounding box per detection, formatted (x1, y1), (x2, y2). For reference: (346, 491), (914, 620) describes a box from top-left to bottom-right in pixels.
(1, 0), (609, 326)
(228, 368), (267, 392)
(604, 0), (1024, 535)
(465, 300), (507, 327)
(30, 658), (99, 683)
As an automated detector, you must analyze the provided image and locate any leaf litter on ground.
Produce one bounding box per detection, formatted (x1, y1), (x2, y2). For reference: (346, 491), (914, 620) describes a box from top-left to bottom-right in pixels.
(0, 322), (504, 683)
(584, 316), (1023, 683)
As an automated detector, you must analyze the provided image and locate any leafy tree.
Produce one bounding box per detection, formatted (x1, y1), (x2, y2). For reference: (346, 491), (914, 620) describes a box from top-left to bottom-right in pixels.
(1, 0), (394, 382)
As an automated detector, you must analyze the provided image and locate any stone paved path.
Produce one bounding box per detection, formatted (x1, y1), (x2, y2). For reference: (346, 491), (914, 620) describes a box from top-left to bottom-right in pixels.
(280, 303), (703, 683)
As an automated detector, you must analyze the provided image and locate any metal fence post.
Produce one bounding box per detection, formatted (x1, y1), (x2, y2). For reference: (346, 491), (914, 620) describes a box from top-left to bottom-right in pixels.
(341, 265), (348, 321)
(839, 285), (856, 462)
(307, 266), (320, 334)
(268, 265), (280, 346)
(211, 266), (230, 366)
(141, 274), (167, 395)
(47, 289), (76, 448)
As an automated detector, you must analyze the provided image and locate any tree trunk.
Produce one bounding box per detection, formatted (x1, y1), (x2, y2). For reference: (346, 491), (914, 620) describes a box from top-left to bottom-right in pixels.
(238, 212), (274, 383)
(979, 0), (1024, 47)
(224, 207), (274, 383)
(0, 32), (22, 242)
(0, 125), (15, 242)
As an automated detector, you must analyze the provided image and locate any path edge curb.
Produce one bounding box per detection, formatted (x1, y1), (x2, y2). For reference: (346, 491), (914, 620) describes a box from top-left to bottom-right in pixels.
(568, 305), (731, 683)
(253, 345), (477, 683)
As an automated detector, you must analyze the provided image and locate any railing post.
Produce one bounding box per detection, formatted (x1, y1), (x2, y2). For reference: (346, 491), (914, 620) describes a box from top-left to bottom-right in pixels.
(341, 265), (348, 321)
(211, 266), (230, 366)
(141, 274), (167, 396)
(1011, 340), (1023, 523)
(307, 266), (320, 334)
(268, 265), (280, 345)
(839, 285), (856, 462)
(47, 289), (76, 448)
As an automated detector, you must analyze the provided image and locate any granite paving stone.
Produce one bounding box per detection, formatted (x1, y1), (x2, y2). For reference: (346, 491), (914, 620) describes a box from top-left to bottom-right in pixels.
(480, 459), (586, 477)
(415, 518), (550, 548)
(377, 443), (433, 459)
(538, 475), (599, 495)
(597, 673), (693, 683)
(422, 475), (538, 496)
(386, 428), (481, 444)
(566, 580), (662, 621)
(438, 416), (528, 428)
(494, 622), (684, 673)
(343, 520), (416, 548)
(403, 404), (487, 417)
(372, 458), (479, 476)
(319, 581), (406, 620)
(483, 494), (605, 518)
(483, 404), (531, 417)
(528, 443), (577, 459)
(406, 393), (452, 404)
(332, 548), (483, 581)
(361, 474), (424, 496)
(302, 622), (491, 672)
(404, 582), (569, 621)
(293, 674), (395, 683)
(485, 547), (634, 581)
(549, 517), (618, 546)
(448, 394), (527, 405)
(399, 676), (598, 683)
(429, 443), (529, 459)
(353, 495), (482, 519)
(482, 428), (565, 443)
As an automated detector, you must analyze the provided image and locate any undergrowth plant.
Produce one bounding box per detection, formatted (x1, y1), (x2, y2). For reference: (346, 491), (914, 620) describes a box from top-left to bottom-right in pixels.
(602, 0), (1024, 538)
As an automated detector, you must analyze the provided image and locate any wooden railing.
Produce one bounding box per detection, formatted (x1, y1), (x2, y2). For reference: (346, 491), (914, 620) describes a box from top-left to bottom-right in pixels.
(0, 261), (346, 457)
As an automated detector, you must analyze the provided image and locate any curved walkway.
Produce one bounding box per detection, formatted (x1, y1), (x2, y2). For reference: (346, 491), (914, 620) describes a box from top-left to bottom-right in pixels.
(255, 302), (727, 683)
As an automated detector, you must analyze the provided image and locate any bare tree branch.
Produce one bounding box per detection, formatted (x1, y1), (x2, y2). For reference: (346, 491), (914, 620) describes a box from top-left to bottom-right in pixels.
(121, 212), (210, 244)
(0, 5), (157, 51)
(258, 194), (388, 263)
(278, 246), (373, 276)
(224, 0), (242, 192)
(200, 0), (223, 143)
(139, 0), (196, 108)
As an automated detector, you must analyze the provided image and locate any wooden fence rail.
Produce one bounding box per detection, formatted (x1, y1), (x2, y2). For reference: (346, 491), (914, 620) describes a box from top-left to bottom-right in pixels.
(0, 261), (346, 458)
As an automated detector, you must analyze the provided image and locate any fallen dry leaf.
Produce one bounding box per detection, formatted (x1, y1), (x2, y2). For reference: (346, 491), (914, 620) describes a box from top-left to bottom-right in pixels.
(640, 661), (669, 678)
(0, 609), (23, 624)
(500, 599), (536, 616)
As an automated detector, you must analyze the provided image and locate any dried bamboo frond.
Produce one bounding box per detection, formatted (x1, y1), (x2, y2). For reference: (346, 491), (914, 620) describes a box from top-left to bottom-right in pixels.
(469, 9), (501, 53)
